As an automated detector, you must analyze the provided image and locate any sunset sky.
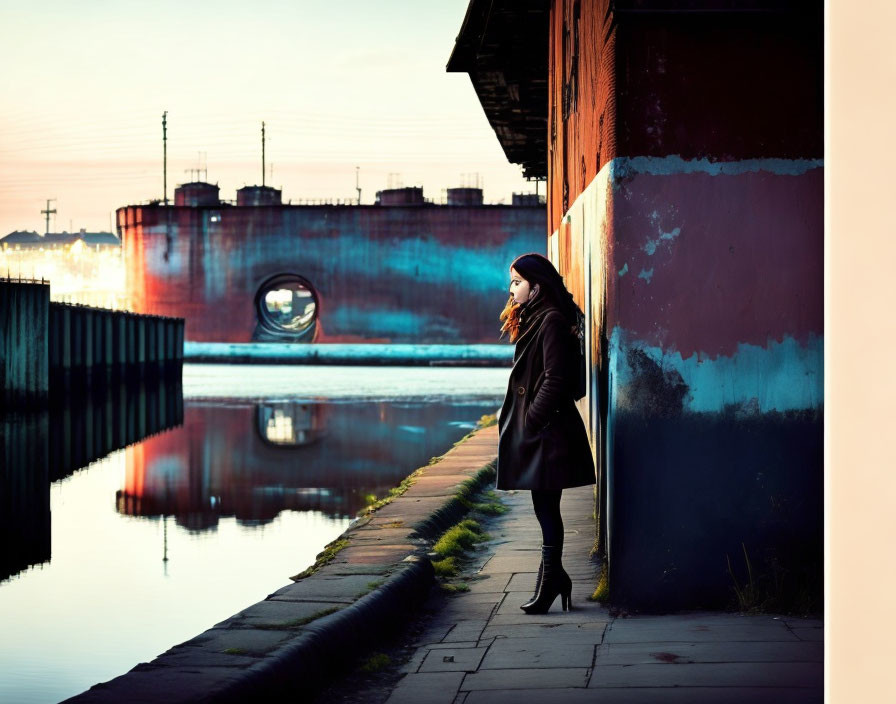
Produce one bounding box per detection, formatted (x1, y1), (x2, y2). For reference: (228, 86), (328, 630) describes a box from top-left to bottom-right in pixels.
(0, 0), (534, 236)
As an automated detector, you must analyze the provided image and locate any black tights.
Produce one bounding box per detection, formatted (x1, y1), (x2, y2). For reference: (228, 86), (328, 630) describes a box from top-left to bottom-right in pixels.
(531, 489), (564, 549)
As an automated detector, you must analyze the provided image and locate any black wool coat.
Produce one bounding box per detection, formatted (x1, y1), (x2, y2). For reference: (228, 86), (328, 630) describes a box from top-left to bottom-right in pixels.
(496, 298), (596, 491)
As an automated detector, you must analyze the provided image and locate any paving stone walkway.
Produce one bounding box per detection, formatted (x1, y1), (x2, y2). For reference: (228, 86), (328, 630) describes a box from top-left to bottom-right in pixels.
(380, 485), (824, 704)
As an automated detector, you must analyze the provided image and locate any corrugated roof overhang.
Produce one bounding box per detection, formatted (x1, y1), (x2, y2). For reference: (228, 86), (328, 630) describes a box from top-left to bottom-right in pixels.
(447, 0), (550, 180)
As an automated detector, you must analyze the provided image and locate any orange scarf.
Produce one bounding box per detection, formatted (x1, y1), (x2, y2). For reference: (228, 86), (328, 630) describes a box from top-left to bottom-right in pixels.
(499, 294), (523, 342)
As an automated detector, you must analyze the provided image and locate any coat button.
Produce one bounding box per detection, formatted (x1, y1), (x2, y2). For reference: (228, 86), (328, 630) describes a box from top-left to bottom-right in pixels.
(517, 386), (525, 395)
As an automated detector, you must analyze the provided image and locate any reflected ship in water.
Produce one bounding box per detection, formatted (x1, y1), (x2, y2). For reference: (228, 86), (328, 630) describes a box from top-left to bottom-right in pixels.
(2, 378), (498, 581)
(116, 398), (498, 529)
(0, 365), (502, 704)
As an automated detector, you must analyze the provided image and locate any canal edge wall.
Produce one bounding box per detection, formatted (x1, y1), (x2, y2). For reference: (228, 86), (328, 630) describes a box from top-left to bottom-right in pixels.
(62, 422), (501, 703)
(1, 278), (185, 408)
(184, 341), (513, 366)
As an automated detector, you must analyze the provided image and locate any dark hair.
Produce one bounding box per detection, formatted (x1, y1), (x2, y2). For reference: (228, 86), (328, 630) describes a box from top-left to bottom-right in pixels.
(510, 252), (582, 323)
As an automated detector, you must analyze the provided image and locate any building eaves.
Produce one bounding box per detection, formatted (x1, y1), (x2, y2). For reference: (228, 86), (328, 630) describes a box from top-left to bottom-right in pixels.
(447, 0), (550, 179)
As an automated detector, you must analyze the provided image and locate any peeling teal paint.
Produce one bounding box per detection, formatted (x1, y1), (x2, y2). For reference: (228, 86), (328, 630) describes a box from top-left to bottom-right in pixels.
(609, 156), (824, 185)
(608, 327), (824, 413)
(661, 228), (680, 241)
(643, 227), (680, 256)
(618, 262), (629, 277)
(638, 268), (654, 283)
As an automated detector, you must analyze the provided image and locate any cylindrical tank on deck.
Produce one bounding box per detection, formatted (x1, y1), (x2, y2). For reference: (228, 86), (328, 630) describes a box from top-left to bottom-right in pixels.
(236, 185), (283, 206)
(446, 187), (484, 206)
(512, 193), (543, 206)
(375, 187), (425, 206)
(174, 182), (220, 207)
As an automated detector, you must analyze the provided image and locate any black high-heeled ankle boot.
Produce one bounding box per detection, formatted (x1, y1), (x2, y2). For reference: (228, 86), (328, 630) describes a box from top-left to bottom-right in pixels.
(520, 544), (572, 614)
(519, 554), (544, 611)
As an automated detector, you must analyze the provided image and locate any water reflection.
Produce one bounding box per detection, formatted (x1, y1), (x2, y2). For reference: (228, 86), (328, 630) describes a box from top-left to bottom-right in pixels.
(0, 414), (50, 583)
(0, 366), (502, 704)
(116, 399), (497, 529)
(0, 378), (183, 583)
(258, 401), (323, 446)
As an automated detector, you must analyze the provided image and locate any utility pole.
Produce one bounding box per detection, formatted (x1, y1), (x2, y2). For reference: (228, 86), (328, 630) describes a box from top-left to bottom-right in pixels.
(355, 166), (361, 205)
(41, 199), (56, 236)
(162, 111), (168, 205)
(261, 121), (266, 187)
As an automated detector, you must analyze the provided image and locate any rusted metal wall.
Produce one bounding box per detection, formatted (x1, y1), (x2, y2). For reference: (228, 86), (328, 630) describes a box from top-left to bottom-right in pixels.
(119, 204), (546, 344)
(545, 0), (823, 611)
(0, 280), (49, 407)
(548, 2), (822, 236)
(548, 0), (617, 243)
(48, 303), (183, 389)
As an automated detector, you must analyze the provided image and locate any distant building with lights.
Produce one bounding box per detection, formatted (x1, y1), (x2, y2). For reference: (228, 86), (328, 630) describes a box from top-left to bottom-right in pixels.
(1, 229), (120, 252)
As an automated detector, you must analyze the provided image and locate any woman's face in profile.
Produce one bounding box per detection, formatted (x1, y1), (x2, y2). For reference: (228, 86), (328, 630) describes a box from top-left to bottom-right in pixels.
(509, 267), (534, 305)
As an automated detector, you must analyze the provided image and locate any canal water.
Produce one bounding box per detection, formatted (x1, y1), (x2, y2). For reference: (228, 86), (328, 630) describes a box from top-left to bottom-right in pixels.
(0, 364), (507, 704)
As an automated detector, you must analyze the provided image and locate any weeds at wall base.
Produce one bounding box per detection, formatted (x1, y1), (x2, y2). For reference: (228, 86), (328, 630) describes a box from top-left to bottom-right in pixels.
(726, 541), (822, 617)
(588, 563), (609, 603)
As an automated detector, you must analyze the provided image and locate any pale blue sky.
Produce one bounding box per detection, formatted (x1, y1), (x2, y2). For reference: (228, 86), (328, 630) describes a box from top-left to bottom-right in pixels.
(0, 0), (534, 234)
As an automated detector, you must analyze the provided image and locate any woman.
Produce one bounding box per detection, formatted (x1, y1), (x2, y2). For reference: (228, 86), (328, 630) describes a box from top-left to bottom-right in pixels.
(496, 252), (596, 614)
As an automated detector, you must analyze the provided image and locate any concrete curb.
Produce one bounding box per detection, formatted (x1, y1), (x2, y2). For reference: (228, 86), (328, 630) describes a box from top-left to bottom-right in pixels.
(212, 556), (434, 703)
(184, 341), (512, 366)
(62, 423), (500, 704)
(409, 462), (496, 540)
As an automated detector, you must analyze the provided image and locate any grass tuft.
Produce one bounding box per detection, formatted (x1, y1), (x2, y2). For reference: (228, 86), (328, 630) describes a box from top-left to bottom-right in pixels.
(727, 542), (758, 612)
(257, 606), (342, 630)
(356, 468), (425, 517)
(291, 538), (350, 581)
(359, 652), (392, 672)
(460, 488), (508, 516)
(478, 413), (497, 428)
(433, 518), (489, 558)
(589, 566), (609, 602)
(725, 542), (820, 615)
(355, 579), (385, 598)
(432, 556), (458, 577)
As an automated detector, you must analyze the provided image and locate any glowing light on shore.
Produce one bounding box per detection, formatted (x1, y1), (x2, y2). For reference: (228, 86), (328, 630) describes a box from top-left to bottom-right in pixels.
(0, 242), (126, 309)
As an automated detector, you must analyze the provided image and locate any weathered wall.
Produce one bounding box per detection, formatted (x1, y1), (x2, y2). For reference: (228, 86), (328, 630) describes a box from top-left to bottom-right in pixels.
(48, 303), (184, 389)
(548, 0), (617, 241)
(547, 2), (823, 234)
(119, 204), (546, 344)
(547, 0), (823, 610)
(0, 280), (183, 409)
(0, 280), (49, 408)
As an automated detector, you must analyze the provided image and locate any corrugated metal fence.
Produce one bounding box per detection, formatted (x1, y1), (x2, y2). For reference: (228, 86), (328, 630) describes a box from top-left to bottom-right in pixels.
(1, 279), (184, 407)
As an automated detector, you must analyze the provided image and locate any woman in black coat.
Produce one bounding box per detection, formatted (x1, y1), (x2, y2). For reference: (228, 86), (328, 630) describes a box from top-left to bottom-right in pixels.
(496, 252), (596, 614)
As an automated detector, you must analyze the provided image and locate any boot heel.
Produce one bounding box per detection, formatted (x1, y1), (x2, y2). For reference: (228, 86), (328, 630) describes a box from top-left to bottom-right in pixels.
(561, 590), (571, 611)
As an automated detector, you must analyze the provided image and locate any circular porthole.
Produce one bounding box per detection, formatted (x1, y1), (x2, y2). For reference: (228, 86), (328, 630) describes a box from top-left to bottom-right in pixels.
(255, 274), (318, 341)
